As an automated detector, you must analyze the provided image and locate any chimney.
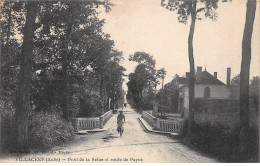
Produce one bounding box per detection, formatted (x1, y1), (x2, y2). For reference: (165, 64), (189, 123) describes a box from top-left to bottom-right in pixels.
(226, 68), (231, 85)
(214, 72), (217, 78)
(186, 72), (190, 78)
(197, 66), (202, 73)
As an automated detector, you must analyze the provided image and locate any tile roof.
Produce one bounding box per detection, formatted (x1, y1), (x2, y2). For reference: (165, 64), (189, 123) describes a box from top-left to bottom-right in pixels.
(178, 71), (225, 85)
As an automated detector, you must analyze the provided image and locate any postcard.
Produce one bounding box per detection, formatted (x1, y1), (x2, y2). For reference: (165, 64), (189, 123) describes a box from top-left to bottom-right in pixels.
(0, 0), (259, 163)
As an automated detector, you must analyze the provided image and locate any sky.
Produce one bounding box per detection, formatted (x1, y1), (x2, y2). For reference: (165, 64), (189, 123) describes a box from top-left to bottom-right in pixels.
(100, 0), (260, 91)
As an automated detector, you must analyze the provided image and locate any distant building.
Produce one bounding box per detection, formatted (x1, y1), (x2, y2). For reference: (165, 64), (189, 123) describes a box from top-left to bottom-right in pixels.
(175, 67), (232, 118)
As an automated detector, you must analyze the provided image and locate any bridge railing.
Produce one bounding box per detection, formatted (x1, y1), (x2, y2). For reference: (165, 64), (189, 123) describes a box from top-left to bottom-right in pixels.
(142, 110), (184, 134)
(72, 117), (100, 131)
(99, 110), (113, 129)
(142, 111), (157, 129)
(157, 118), (184, 133)
(72, 110), (113, 131)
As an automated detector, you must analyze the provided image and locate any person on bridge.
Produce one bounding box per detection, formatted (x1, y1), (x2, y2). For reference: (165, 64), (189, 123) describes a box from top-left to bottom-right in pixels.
(117, 110), (125, 133)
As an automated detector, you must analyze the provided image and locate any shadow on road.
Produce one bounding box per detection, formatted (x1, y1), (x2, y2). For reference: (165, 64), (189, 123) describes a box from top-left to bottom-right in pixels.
(67, 141), (181, 155)
(102, 134), (119, 142)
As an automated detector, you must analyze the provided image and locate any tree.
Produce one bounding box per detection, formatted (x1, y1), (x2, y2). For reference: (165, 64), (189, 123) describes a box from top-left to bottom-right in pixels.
(231, 74), (240, 86)
(127, 52), (158, 110)
(239, 0), (257, 155)
(161, 0), (218, 136)
(1, 0), (121, 152)
(15, 1), (39, 152)
(129, 51), (156, 69)
(156, 68), (167, 89)
(104, 56), (125, 110)
(1, 1), (27, 153)
(35, 1), (112, 119)
(250, 76), (259, 99)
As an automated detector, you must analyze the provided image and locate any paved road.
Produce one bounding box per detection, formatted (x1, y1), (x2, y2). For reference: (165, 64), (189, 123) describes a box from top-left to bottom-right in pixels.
(2, 106), (217, 163)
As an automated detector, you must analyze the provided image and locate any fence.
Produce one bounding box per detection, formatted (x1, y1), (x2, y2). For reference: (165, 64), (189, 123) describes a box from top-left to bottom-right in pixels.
(142, 111), (184, 134)
(72, 110), (113, 131)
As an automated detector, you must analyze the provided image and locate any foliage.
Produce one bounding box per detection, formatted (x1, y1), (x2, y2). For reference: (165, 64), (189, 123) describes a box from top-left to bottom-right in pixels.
(78, 92), (103, 117)
(155, 77), (179, 113)
(231, 74), (240, 86)
(229, 75), (259, 103)
(161, 0), (219, 24)
(127, 52), (159, 111)
(1, 0), (124, 116)
(0, 0), (124, 152)
(156, 68), (166, 89)
(1, 105), (74, 152)
(28, 112), (75, 152)
(189, 122), (259, 162)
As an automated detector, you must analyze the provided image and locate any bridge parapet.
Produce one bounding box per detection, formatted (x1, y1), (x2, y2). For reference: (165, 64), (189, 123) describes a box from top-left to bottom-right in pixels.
(142, 111), (184, 134)
(72, 110), (113, 131)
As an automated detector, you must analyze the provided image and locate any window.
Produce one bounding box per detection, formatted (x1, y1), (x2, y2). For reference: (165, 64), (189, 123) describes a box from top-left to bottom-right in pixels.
(204, 87), (210, 98)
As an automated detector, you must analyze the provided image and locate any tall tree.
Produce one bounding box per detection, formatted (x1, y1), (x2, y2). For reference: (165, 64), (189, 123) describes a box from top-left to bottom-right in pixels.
(128, 52), (158, 110)
(239, 0), (256, 155)
(37, 1), (110, 119)
(161, 0), (218, 136)
(156, 68), (167, 90)
(0, 1), (25, 152)
(15, 1), (38, 152)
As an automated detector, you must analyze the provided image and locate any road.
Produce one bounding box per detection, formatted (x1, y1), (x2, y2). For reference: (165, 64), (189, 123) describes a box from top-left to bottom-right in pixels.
(2, 106), (217, 163)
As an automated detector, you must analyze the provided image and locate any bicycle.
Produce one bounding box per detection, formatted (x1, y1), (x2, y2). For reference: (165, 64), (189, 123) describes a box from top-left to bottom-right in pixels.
(119, 126), (124, 137)
(117, 110), (125, 137)
(117, 121), (125, 137)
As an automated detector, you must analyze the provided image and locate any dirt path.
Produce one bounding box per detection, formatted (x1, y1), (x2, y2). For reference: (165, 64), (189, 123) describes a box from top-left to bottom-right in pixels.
(2, 106), (218, 163)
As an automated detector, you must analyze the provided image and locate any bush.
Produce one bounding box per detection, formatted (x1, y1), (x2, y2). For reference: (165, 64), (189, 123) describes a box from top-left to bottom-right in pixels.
(1, 101), (17, 153)
(158, 104), (171, 113)
(28, 112), (75, 152)
(1, 104), (74, 153)
(189, 122), (259, 162)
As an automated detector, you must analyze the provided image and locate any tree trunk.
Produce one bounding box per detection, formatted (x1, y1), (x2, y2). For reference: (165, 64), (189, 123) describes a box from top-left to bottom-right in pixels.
(162, 76), (164, 90)
(111, 96), (114, 110)
(100, 74), (104, 113)
(6, 2), (13, 45)
(104, 87), (108, 111)
(61, 23), (72, 120)
(0, 2), (13, 154)
(111, 74), (115, 110)
(15, 2), (38, 152)
(0, 38), (1, 154)
(107, 96), (110, 110)
(187, 1), (197, 137)
(239, 0), (256, 155)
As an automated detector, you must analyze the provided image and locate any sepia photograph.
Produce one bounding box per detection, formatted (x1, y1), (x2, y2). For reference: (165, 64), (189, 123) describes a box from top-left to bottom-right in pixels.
(0, 0), (259, 163)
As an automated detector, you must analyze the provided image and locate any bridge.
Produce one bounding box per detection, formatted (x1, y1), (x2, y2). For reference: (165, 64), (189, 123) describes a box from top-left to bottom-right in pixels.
(3, 104), (217, 163)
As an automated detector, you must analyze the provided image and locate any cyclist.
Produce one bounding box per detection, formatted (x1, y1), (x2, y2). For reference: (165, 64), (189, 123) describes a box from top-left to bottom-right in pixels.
(117, 110), (125, 135)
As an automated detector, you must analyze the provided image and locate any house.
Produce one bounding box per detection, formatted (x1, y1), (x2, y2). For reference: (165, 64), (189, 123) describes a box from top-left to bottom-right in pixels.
(176, 67), (232, 118)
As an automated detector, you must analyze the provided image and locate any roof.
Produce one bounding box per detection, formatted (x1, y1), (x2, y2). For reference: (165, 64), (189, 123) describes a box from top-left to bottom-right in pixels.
(178, 71), (225, 85)
(178, 77), (189, 84)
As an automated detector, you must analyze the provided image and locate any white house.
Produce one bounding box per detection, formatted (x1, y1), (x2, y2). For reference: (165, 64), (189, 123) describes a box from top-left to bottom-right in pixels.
(177, 67), (232, 118)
